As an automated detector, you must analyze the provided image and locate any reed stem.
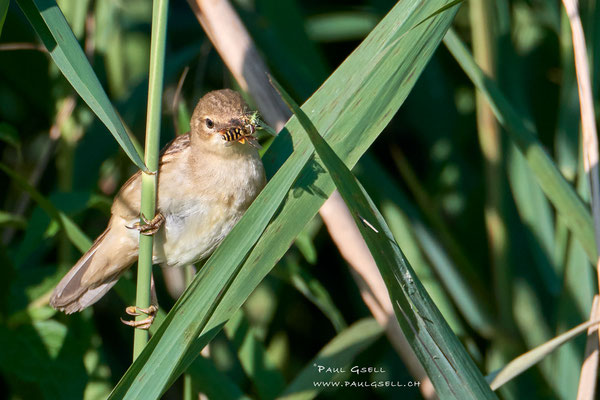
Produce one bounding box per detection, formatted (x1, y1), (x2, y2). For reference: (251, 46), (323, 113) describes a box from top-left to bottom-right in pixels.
(133, 0), (169, 360)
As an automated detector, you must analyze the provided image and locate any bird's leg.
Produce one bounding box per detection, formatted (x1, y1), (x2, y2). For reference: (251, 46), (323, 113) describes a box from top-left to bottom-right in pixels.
(126, 213), (165, 236)
(122, 211), (162, 329)
(121, 273), (159, 330)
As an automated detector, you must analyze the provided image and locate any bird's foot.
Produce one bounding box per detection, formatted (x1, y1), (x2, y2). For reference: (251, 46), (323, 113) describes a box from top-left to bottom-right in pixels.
(120, 305), (158, 330)
(126, 213), (165, 236)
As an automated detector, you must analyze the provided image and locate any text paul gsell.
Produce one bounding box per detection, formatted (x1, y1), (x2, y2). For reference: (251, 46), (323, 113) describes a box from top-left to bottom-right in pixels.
(315, 365), (385, 374)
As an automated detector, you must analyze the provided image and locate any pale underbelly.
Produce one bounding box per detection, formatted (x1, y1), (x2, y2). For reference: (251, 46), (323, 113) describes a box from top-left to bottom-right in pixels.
(151, 203), (242, 268)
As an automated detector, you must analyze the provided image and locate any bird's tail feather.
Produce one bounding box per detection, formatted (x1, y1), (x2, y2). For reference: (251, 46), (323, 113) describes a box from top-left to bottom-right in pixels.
(49, 228), (122, 314)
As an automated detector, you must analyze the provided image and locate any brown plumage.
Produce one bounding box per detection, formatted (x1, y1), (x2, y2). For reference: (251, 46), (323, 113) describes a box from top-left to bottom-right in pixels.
(50, 89), (266, 315)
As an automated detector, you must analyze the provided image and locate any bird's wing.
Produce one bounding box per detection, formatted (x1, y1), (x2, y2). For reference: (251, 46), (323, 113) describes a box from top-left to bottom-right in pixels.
(111, 133), (192, 220)
(160, 132), (191, 163)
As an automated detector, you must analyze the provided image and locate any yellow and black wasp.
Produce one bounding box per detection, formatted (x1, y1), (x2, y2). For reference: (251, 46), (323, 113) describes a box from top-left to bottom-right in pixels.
(220, 118), (260, 148)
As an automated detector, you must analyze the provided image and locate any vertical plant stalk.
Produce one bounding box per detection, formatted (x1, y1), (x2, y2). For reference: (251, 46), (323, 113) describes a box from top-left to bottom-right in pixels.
(561, 0), (600, 286)
(183, 265), (196, 400)
(183, 374), (193, 400)
(470, 0), (511, 327)
(562, 1), (600, 397)
(577, 295), (600, 400)
(134, 0), (169, 360)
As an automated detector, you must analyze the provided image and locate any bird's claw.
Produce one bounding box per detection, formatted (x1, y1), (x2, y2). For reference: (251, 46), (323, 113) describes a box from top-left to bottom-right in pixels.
(120, 305), (158, 330)
(126, 213), (165, 236)
(120, 316), (153, 330)
(124, 305), (158, 316)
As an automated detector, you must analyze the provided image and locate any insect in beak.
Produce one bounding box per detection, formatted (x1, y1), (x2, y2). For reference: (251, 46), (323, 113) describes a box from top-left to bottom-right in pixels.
(219, 120), (261, 149)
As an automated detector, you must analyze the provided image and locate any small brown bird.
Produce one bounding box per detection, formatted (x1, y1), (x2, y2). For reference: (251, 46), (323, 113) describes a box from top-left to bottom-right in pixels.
(49, 89), (266, 327)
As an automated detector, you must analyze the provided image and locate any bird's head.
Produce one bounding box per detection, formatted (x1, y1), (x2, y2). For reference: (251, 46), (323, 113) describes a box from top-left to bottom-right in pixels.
(190, 89), (258, 152)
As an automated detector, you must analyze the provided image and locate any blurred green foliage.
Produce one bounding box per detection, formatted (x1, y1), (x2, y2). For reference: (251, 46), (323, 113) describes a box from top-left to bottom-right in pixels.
(0, 0), (599, 399)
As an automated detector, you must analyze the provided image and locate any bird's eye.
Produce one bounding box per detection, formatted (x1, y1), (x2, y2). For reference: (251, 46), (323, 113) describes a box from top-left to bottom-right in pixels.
(205, 118), (214, 129)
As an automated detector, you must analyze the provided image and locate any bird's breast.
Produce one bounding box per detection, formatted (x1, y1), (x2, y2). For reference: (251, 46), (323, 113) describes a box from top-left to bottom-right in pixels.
(152, 152), (265, 267)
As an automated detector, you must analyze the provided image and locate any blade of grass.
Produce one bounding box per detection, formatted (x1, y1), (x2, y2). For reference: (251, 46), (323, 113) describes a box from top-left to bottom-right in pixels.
(15, 0), (147, 171)
(108, 2), (460, 397)
(487, 318), (600, 390)
(444, 28), (597, 264)
(271, 78), (497, 399)
(132, 0), (168, 360)
(278, 319), (383, 400)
